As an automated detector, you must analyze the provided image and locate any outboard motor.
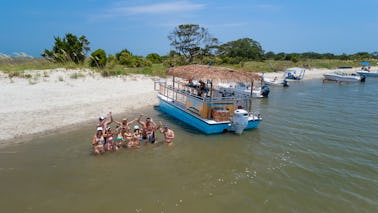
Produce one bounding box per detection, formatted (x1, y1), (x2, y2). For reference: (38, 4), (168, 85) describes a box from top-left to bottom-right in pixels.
(232, 109), (249, 134)
(261, 85), (270, 98)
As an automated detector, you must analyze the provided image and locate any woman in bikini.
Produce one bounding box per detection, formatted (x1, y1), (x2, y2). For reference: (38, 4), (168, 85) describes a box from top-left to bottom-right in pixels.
(113, 126), (124, 151)
(92, 127), (105, 155)
(114, 117), (138, 137)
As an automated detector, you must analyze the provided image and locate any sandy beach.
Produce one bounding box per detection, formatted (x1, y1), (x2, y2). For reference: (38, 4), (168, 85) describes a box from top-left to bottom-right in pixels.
(0, 68), (159, 147)
(0, 67), (369, 147)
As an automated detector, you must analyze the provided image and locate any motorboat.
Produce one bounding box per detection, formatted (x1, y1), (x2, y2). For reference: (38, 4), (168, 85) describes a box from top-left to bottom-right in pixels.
(356, 70), (378, 77)
(154, 65), (262, 134)
(356, 62), (378, 77)
(217, 82), (270, 98)
(282, 67), (306, 81)
(323, 72), (366, 82)
(262, 75), (289, 87)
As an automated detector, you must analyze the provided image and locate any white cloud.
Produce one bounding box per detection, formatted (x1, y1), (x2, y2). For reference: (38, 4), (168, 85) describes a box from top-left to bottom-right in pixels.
(110, 1), (206, 16)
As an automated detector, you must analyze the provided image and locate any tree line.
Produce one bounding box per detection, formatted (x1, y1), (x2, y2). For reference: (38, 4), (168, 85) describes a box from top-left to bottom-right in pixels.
(42, 24), (378, 69)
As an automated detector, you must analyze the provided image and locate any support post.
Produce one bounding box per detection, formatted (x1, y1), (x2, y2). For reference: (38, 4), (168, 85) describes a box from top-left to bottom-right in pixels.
(248, 80), (253, 113)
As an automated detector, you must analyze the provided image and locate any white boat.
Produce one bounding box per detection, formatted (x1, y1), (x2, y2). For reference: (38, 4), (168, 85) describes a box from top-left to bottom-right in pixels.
(356, 70), (378, 77)
(357, 61), (378, 77)
(217, 82), (270, 98)
(323, 72), (366, 82)
(283, 67), (306, 81)
(154, 65), (262, 135)
(262, 76), (289, 87)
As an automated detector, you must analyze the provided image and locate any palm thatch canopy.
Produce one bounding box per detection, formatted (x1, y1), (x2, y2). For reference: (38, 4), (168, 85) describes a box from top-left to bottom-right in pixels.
(167, 64), (260, 83)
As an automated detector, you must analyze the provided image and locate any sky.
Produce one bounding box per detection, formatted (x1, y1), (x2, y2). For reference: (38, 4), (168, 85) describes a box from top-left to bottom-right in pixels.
(0, 0), (377, 57)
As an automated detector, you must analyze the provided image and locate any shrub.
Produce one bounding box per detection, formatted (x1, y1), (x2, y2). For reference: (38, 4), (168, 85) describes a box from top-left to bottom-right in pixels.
(90, 49), (107, 68)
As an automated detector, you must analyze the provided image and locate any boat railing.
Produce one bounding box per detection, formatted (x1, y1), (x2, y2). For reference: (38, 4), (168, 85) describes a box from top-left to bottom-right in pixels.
(154, 80), (253, 115)
(155, 81), (252, 101)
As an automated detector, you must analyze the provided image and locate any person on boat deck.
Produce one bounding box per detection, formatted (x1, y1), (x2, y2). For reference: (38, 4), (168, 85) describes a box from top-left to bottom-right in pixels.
(186, 79), (195, 87)
(114, 116), (138, 136)
(92, 126), (105, 155)
(197, 80), (209, 97)
(104, 126), (114, 151)
(137, 114), (160, 143)
(159, 122), (175, 146)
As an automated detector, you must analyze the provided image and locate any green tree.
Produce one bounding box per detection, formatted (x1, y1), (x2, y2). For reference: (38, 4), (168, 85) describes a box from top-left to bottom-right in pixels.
(146, 53), (162, 63)
(116, 49), (150, 67)
(90, 49), (107, 68)
(42, 33), (90, 64)
(217, 38), (264, 63)
(168, 24), (218, 62)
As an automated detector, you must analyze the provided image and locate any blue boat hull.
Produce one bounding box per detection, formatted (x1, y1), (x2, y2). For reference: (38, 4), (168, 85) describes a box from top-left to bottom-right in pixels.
(158, 97), (260, 134)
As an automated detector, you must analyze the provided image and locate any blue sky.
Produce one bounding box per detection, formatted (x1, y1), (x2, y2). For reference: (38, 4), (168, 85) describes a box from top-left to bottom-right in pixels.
(1, 0), (377, 57)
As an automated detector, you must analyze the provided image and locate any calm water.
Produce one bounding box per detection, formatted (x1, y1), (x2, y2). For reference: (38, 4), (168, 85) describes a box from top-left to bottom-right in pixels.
(1, 79), (377, 213)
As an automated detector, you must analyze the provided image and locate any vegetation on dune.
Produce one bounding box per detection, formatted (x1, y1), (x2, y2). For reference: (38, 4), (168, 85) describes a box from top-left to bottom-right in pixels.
(1, 24), (377, 78)
(42, 33), (90, 64)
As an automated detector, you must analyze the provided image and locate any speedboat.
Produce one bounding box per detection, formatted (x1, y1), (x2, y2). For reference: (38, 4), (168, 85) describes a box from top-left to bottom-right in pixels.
(262, 76), (289, 87)
(323, 72), (366, 82)
(356, 70), (378, 77)
(356, 62), (378, 77)
(217, 82), (270, 98)
(283, 67), (306, 81)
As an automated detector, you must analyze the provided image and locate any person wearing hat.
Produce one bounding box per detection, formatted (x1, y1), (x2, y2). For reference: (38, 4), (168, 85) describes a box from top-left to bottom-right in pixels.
(159, 121), (175, 146)
(92, 126), (105, 155)
(97, 112), (114, 130)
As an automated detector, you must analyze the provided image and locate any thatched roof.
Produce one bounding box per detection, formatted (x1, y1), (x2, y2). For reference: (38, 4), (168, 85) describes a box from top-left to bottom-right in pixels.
(167, 64), (260, 83)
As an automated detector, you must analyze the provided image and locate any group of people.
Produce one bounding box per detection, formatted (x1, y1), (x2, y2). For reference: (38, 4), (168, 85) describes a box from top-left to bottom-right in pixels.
(92, 112), (175, 155)
(186, 79), (209, 97)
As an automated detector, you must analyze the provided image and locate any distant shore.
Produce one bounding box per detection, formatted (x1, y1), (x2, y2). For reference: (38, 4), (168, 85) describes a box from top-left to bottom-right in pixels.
(0, 67), (374, 148)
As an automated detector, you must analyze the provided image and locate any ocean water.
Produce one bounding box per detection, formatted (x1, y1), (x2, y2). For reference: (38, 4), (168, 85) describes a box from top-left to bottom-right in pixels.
(0, 78), (377, 213)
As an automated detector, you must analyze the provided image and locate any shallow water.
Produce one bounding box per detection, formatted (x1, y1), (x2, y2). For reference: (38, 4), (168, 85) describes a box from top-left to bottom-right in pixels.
(1, 79), (378, 213)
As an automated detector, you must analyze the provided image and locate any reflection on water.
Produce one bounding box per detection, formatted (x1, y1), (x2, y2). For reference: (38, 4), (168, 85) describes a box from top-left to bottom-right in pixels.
(1, 79), (378, 212)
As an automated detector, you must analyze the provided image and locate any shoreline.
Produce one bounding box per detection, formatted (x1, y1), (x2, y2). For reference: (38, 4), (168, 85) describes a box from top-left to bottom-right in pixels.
(0, 68), (159, 148)
(0, 67), (372, 148)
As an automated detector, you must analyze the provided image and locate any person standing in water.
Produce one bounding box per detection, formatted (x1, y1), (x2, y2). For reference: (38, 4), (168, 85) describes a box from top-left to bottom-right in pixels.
(92, 127), (105, 155)
(159, 121), (175, 146)
(137, 114), (160, 143)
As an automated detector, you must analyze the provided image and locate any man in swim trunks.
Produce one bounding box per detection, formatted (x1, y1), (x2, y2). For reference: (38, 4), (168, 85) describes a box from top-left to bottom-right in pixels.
(137, 114), (160, 143)
(159, 122), (175, 146)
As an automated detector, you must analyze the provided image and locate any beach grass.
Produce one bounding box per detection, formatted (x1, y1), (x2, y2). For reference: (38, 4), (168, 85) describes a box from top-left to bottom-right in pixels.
(1, 57), (376, 78)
